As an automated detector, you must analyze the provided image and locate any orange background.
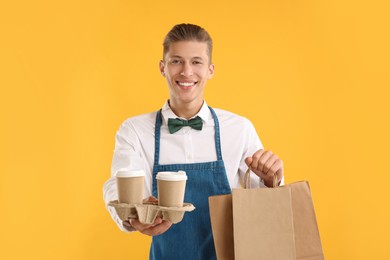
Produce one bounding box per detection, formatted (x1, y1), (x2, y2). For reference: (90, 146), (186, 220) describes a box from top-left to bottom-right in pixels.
(1, 0), (389, 259)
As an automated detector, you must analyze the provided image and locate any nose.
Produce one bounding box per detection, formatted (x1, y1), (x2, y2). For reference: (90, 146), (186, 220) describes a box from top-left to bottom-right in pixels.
(180, 62), (193, 77)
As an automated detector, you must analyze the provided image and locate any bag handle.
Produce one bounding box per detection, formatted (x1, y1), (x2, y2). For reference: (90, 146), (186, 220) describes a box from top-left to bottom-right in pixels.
(244, 167), (278, 189)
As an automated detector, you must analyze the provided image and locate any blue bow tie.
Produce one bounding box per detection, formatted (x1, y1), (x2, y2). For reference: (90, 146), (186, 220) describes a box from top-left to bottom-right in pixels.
(167, 116), (203, 134)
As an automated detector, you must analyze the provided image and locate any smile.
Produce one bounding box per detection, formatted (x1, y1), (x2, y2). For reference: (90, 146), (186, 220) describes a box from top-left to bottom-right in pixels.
(177, 81), (197, 87)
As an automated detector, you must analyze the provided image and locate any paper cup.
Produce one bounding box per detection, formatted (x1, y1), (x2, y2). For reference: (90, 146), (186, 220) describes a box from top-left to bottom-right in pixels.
(156, 171), (187, 207)
(116, 169), (145, 204)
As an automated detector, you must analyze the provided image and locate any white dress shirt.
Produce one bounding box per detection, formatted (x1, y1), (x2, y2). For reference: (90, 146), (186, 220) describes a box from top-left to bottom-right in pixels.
(103, 100), (267, 231)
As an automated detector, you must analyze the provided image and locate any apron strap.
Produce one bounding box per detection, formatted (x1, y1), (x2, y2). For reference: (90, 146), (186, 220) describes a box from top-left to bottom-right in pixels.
(208, 107), (223, 161)
(154, 109), (163, 167)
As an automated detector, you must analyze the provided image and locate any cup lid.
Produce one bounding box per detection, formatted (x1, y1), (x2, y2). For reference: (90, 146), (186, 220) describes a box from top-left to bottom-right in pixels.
(115, 169), (145, 178)
(156, 171), (187, 181)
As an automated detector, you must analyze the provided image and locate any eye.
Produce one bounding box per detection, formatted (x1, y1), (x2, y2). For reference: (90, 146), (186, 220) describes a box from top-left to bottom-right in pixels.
(192, 60), (202, 65)
(170, 59), (182, 64)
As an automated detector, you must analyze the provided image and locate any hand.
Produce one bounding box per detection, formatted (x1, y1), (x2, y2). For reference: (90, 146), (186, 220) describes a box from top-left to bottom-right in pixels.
(128, 196), (172, 236)
(130, 216), (172, 236)
(245, 149), (284, 187)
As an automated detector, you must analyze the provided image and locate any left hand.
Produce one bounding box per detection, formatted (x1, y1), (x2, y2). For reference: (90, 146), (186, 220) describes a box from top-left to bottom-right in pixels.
(128, 196), (172, 236)
(245, 149), (284, 187)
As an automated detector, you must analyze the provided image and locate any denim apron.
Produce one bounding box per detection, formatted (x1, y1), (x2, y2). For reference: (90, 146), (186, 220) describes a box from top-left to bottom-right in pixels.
(150, 107), (231, 260)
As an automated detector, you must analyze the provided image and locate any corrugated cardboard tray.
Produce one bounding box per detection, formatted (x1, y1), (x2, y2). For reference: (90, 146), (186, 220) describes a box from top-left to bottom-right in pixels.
(108, 200), (195, 224)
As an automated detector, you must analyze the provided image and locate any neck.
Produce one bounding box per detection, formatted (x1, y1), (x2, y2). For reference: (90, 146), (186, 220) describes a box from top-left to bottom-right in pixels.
(169, 99), (204, 119)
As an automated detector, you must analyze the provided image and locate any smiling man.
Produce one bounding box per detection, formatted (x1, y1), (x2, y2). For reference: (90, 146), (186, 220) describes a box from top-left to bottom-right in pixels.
(103, 23), (284, 260)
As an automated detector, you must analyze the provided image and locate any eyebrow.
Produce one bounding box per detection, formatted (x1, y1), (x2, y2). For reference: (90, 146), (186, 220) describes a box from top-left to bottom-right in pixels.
(169, 55), (204, 60)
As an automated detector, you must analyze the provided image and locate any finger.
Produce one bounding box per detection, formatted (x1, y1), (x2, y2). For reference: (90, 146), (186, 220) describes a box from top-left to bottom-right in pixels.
(148, 196), (158, 203)
(245, 157), (253, 167)
(257, 150), (273, 173)
(123, 220), (132, 228)
(249, 149), (265, 170)
(263, 154), (279, 174)
(143, 196), (158, 204)
(268, 159), (283, 178)
(153, 216), (163, 225)
(275, 160), (284, 180)
(130, 219), (153, 232)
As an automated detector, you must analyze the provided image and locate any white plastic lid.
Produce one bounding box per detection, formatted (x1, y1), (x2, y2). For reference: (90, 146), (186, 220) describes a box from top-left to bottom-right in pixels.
(156, 171), (187, 181)
(115, 169), (145, 178)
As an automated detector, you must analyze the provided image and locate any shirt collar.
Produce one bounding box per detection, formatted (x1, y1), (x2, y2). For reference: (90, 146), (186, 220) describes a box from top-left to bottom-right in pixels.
(161, 100), (211, 125)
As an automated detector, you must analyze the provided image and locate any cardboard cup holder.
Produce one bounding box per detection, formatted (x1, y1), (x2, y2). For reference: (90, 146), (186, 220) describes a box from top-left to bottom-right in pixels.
(108, 200), (195, 224)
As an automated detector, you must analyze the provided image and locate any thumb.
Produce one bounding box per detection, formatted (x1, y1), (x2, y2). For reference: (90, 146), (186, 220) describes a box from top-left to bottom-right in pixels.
(245, 157), (253, 167)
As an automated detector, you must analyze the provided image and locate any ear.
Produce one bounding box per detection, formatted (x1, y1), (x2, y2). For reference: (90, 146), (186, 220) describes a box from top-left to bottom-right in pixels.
(208, 64), (215, 79)
(159, 60), (165, 77)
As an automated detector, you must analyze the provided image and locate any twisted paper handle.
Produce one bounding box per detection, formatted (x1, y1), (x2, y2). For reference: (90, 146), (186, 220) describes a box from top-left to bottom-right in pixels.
(244, 167), (278, 189)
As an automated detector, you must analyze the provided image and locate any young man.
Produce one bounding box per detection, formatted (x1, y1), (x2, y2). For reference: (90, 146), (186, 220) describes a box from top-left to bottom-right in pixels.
(103, 23), (284, 260)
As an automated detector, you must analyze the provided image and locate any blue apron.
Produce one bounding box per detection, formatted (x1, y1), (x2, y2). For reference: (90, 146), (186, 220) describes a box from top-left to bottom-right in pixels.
(150, 107), (231, 260)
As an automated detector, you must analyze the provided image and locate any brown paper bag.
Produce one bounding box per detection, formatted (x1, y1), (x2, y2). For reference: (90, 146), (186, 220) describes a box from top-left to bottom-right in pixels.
(209, 194), (235, 260)
(209, 169), (324, 260)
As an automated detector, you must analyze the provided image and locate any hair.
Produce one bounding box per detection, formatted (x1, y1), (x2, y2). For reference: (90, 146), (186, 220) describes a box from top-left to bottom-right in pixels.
(162, 23), (213, 63)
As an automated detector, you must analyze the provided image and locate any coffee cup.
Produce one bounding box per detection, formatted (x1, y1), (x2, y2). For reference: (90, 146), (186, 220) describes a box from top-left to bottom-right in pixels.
(116, 169), (145, 204)
(156, 171), (187, 207)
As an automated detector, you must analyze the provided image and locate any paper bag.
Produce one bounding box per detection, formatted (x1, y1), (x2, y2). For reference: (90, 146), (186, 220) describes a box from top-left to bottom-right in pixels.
(209, 194), (235, 260)
(232, 184), (296, 259)
(209, 169), (324, 260)
(289, 181), (324, 260)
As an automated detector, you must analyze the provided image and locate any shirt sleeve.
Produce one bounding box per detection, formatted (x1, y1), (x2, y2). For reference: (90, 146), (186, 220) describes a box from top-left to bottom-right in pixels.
(102, 176), (131, 232)
(102, 120), (144, 233)
(238, 119), (267, 188)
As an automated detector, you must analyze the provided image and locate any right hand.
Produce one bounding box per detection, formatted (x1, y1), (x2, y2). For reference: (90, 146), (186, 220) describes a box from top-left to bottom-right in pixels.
(129, 196), (172, 236)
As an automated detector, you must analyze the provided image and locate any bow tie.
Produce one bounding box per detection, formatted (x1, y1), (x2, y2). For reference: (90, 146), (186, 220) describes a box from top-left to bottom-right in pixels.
(167, 116), (203, 134)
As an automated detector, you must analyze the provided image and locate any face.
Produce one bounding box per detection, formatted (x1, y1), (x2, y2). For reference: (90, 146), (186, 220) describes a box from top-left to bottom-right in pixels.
(160, 41), (214, 107)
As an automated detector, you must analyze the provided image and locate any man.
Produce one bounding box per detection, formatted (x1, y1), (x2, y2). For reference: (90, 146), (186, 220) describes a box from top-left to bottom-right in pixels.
(103, 23), (284, 260)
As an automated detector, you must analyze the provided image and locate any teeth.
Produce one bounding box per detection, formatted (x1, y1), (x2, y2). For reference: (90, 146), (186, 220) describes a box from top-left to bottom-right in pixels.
(178, 82), (195, 87)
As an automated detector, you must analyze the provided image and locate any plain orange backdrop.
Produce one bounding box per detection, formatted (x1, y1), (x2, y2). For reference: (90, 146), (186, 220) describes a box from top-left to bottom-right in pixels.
(0, 1), (389, 259)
